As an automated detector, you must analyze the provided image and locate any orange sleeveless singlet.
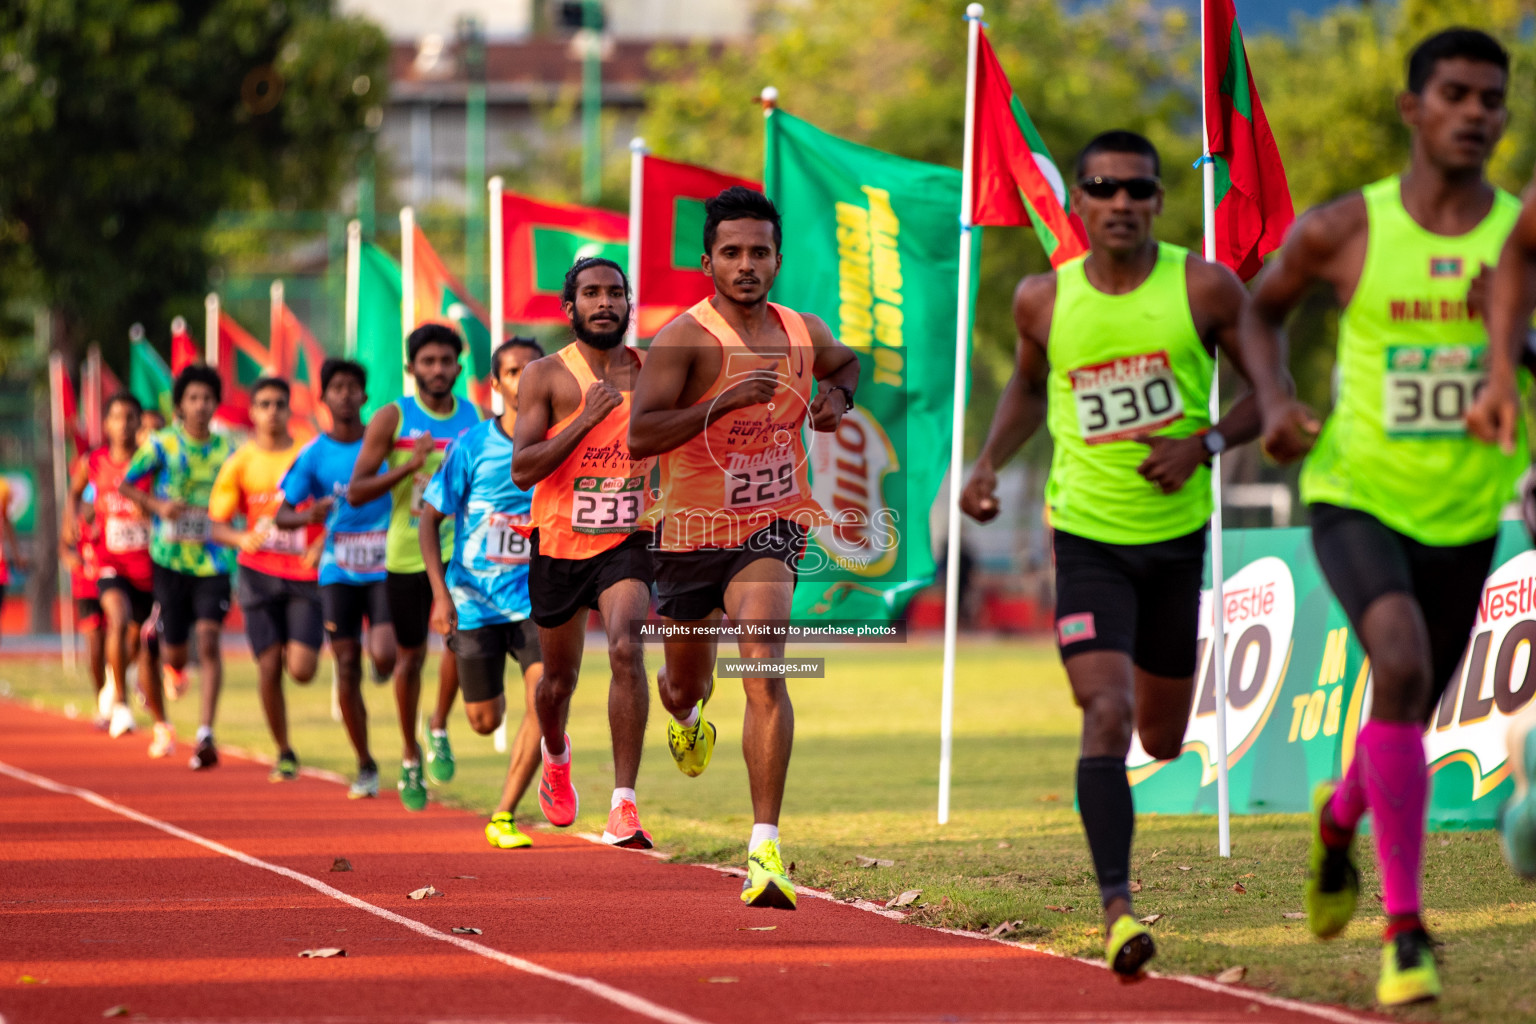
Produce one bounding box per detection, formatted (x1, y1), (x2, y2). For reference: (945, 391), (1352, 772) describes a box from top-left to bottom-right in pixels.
(653, 299), (828, 552)
(528, 344), (654, 560)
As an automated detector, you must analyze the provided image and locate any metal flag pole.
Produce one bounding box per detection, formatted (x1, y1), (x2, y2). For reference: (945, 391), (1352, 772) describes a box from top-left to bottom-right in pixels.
(1199, 0), (1233, 859)
(627, 137), (647, 348)
(400, 207), (417, 398)
(205, 294), (220, 368)
(489, 177), (505, 351)
(938, 2), (984, 826)
(345, 220), (362, 358)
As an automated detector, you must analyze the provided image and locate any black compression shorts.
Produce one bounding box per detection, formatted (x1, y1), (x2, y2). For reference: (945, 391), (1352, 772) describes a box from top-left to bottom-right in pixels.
(321, 581), (391, 642)
(449, 619), (542, 703)
(652, 518), (806, 622)
(528, 529), (653, 629)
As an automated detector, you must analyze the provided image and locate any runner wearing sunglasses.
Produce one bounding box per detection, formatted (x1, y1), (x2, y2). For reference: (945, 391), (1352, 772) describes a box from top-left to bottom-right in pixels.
(961, 130), (1261, 977)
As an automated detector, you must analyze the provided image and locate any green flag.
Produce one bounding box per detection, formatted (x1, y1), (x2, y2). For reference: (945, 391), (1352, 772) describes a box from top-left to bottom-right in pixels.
(129, 339), (174, 419)
(357, 242), (403, 420)
(765, 110), (980, 623)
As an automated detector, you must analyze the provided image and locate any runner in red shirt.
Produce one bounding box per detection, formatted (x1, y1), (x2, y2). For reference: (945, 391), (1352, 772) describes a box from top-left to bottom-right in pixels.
(61, 455), (106, 730)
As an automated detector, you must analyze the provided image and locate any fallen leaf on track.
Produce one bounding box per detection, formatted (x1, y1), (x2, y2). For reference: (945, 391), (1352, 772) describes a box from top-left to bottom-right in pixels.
(1128, 880), (1143, 893)
(704, 977), (738, 983)
(986, 920), (1021, 937)
(1044, 905), (1073, 913)
(886, 889), (921, 908)
(452, 875), (477, 880)
(330, 858), (352, 872)
(1230, 882), (1247, 894)
(1139, 914), (1163, 925)
(298, 948), (346, 958)
(18, 975), (41, 985)
(408, 886), (444, 900)
(102, 1006), (129, 1018)
(1037, 793), (1060, 802)
(1283, 912), (1306, 920)
(854, 855), (894, 868)
(451, 927), (482, 935)
(1177, 865), (1192, 871)
(738, 926), (777, 931)
(1215, 966), (1247, 984)
(996, 841), (1012, 849)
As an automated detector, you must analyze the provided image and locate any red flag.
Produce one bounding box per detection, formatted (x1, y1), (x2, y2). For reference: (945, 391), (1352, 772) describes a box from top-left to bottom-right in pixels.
(171, 320), (200, 375)
(271, 299), (330, 436)
(497, 191), (628, 324)
(214, 310), (274, 429)
(637, 156), (761, 336)
(58, 365), (88, 455)
(1203, 0), (1293, 280)
(972, 30), (1088, 266)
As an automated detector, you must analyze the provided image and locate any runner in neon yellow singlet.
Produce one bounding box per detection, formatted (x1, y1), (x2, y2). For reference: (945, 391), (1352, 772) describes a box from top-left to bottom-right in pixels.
(1241, 30), (1523, 1008)
(961, 131), (1261, 978)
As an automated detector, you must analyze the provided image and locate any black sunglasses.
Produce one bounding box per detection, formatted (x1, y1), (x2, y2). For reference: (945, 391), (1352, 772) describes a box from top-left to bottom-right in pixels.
(1077, 176), (1161, 201)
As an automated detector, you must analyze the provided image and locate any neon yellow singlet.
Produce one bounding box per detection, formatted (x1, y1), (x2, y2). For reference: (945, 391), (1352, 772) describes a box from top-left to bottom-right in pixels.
(1300, 176), (1526, 546)
(1044, 242), (1214, 545)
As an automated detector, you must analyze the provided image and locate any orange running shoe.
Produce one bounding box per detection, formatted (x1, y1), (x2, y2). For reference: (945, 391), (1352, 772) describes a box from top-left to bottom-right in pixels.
(163, 663), (189, 702)
(602, 799), (654, 849)
(537, 735), (579, 827)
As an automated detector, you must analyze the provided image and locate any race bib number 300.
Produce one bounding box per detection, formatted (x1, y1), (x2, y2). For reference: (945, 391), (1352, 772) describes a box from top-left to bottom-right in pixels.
(571, 476), (644, 534)
(1070, 351), (1185, 445)
(334, 530), (387, 575)
(1383, 344), (1485, 438)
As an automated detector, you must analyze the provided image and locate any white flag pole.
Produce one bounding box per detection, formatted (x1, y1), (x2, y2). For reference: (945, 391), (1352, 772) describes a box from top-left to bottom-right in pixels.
(400, 207), (417, 398)
(489, 177), (505, 351)
(345, 220), (362, 358)
(49, 351), (76, 673)
(938, 2), (984, 826)
(627, 137), (647, 348)
(205, 294), (220, 367)
(269, 279), (285, 377)
(1200, 0), (1233, 859)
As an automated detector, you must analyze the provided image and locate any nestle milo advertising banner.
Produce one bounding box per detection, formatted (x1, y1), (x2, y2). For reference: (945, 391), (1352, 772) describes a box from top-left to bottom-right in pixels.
(764, 109), (981, 622)
(1131, 523), (1534, 830)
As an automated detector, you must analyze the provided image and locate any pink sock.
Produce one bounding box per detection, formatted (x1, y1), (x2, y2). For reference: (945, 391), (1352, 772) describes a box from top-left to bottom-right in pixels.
(1338, 720), (1427, 917)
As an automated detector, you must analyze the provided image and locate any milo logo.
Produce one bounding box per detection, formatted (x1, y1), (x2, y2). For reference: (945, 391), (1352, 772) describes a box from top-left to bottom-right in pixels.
(805, 407), (900, 578)
(1128, 556), (1296, 785)
(1391, 347), (1427, 371)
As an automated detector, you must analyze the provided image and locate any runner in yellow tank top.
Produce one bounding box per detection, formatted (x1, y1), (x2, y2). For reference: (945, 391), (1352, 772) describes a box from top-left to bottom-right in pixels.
(511, 258), (657, 849)
(629, 187), (860, 910)
(959, 132), (1260, 976)
(1242, 30), (1521, 1007)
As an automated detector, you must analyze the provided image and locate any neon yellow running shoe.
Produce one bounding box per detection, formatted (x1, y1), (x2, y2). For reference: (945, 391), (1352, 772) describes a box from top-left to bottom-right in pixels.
(1105, 914), (1155, 977)
(1305, 781), (1359, 939)
(1377, 928), (1440, 1006)
(740, 838), (797, 910)
(667, 702), (716, 777)
(484, 812), (532, 850)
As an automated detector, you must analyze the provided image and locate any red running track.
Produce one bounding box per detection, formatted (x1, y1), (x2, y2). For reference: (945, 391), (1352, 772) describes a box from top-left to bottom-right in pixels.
(0, 700), (1385, 1024)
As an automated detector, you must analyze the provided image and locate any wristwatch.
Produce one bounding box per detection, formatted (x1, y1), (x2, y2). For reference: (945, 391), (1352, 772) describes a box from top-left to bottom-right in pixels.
(1201, 429), (1227, 458)
(828, 385), (855, 411)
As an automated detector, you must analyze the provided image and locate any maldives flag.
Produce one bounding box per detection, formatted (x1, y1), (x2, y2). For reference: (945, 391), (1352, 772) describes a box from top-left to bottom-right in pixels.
(271, 297), (331, 435)
(972, 30), (1087, 266)
(214, 308), (275, 429)
(170, 318), (200, 375)
(129, 339), (175, 420)
(1203, 0), (1293, 281)
(409, 224), (491, 409)
(497, 191), (627, 324)
(638, 155), (761, 336)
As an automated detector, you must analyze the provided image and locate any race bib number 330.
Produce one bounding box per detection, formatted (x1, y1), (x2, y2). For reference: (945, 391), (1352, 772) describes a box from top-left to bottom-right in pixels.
(1070, 351), (1185, 445)
(571, 476), (644, 534)
(1383, 344), (1485, 438)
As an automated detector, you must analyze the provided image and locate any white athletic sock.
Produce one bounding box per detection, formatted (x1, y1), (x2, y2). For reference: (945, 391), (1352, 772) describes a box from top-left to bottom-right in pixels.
(541, 737), (570, 765)
(674, 705), (700, 729)
(430, 727), (447, 738)
(611, 787), (636, 809)
(749, 823), (779, 851)
(195, 725), (213, 743)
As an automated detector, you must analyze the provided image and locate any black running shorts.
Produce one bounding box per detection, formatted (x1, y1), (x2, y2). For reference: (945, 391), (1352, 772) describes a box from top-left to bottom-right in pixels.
(321, 580), (391, 642)
(1310, 503), (1496, 702)
(152, 565), (230, 647)
(97, 575), (155, 626)
(76, 596), (102, 631)
(1051, 527), (1206, 678)
(653, 518), (807, 622)
(528, 529), (654, 629)
(385, 570), (434, 649)
(449, 619), (542, 703)
(237, 567), (323, 654)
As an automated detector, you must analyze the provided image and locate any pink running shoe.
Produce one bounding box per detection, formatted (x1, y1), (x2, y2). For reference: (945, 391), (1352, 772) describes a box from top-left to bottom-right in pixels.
(537, 735), (579, 827)
(602, 799), (654, 849)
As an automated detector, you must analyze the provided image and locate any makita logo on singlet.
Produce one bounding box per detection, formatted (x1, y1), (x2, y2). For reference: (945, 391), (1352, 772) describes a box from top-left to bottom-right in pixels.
(1388, 298), (1476, 323)
(724, 449), (790, 472)
(1068, 352), (1172, 389)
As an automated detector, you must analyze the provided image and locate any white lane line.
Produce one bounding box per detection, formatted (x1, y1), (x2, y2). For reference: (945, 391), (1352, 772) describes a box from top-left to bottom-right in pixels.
(0, 759), (710, 1024)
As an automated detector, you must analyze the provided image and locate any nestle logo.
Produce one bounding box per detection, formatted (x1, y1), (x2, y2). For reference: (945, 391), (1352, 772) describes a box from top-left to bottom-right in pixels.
(1479, 577), (1536, 624)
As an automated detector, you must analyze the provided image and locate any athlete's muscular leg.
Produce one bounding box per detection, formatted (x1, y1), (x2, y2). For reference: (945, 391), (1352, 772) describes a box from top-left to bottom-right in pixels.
(255, 643), (289, 754)
(137, 629), (166, 725)
(1133, 668), (1197, 761)
(429, 649), (458, 732)
(101, 590), (133, 707)
(464, 694), (506, 734)
(331, 636), (372, 766)
(535, 616), (586, 756)
(657, 615), (719, 717)
(1064, 649), (1139, 929)
(392, 643), (427, 762)
(285, 643), (319, 685)
(1358, 593), (1435, 723)
(1068, 650), (1137, 758)
(599, 580), (650, 790)
(194, 620), (222, 732)
(723, 560), (796, 826)
(86, 625), (106, 700)
(367, 622), (398, 679)
(496, 662), (544, 815)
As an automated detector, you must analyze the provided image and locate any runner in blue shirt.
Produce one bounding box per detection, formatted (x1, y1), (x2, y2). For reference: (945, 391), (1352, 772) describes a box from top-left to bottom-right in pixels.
(422, 337), (546, 849)
(275, 359), (396, 799)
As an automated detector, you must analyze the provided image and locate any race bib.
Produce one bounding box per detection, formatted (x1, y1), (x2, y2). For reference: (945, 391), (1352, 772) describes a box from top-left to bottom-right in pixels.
(483, 512), (531, 565)
(571, 476), (645, 534)
(104, 516), (150, 554)
(409, 474), (429, 517)
(163, 507), (210, 544)
(1383, 344), (1485, 438)
(1070, 351), (1185, 445)
(260, 525), (308, 556)
(333, 530), (387, 575)
(724, 447), (796, 510)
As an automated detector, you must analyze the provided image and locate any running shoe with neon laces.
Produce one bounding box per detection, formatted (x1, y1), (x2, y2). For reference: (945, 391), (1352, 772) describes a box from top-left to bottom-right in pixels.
(425, 730), (455, 784)
(108, 702), (136, 738)
(163, 662), (189, 702)
(1105, 914), (1156, 977)
(1305, 781), (1359, 938)
(1377, 927), (1441, 1006)
(1500, 707), (1536, 876)
(740, 838), (797, 910)
(269, 750), (300, 783)
(148, 722), (176, 759)
(188, 735), (218, 771)
(602, 799), (654, 849)
(538, 736), (579, 827)
(398, 760), (427, 811)
(485, 812), (533, 849)
(667, 702), (716, 778)
(349, 765), (379, 799)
